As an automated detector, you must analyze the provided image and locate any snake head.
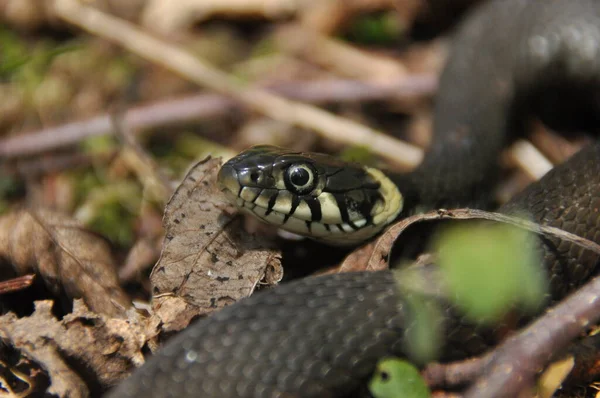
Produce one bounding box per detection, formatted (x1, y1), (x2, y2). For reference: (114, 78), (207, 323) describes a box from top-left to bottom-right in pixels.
(218, 145), (403, 245)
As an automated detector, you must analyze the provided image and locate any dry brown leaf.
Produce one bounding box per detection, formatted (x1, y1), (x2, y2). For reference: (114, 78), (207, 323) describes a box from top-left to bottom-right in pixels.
(150, 157), (282, 332)
(0, 208), (131, 317)
(0, 300), (152, 397)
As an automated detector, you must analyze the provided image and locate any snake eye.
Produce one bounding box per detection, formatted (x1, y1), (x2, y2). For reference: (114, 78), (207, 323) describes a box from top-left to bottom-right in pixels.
(284, 164), (316, 195)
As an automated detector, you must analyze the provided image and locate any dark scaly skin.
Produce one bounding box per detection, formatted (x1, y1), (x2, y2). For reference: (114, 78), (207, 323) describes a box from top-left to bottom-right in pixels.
(500, 144), (600, 299)
(107, 1), (600, 397)
(404, 0), (600, 207)
(108, 144), (600, 398)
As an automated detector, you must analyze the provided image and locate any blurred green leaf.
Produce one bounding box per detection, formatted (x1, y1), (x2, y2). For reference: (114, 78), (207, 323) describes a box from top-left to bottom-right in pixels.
(434, 221), (547, 324)
(402, 292), (443, 364)
(344, 12), (405, 45)
(369, 358), (431, 398)
(338, 145), (376, 165)
(0, 27), (29, 78)
(74, 181), (142, 247)
(0, 172), (24, 214)
(80, 135), (119, 155)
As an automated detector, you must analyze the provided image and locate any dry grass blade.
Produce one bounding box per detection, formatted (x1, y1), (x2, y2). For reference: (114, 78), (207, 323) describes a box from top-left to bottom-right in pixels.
(0, 300), (150, 397)
(150, 157), (282, 332)
(0, 208), (131, 317)
(142, 0), (298, 34)
(53, 0), (423, 169)
(112, 115), (173, 206)
(275, 24), (407, 82)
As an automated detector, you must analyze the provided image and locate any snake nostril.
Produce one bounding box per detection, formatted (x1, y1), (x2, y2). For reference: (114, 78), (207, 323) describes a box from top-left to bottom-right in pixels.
(250, 172), (260, 182)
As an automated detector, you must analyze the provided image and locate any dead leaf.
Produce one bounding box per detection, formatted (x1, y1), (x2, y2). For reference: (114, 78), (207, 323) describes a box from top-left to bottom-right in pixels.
(150, 157), (282, 332)
(0, 300), (151, 397)
(0, 208), (131, 317)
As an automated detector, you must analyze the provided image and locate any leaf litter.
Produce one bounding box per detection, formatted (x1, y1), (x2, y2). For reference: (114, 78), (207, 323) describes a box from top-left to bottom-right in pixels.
(150, 156), (283, 332)
(0, 300), (152, 398)
(0, 156), (281, 394)
(0, 207), (131, 317)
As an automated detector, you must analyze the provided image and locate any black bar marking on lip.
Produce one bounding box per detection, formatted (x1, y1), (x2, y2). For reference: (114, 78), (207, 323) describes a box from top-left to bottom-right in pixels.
(335, 224), (345, 232)
(333, 193), (350, 223)
(333, 193), (360, 230)
(305, 196), (322, 222)
(332, 192), (357, 229)
(251, 189), (262, 204)
(284, 194), (301, 224)
(347, 220), (360, 230)
(324, 224), (330, 232)
(265, 191), (279, 216)
(305, 221), (312, 233)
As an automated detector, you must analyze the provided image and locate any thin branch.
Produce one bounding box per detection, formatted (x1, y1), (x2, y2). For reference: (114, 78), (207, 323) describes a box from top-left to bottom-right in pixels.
(464, 273), (600, 398)
(0, 94), (234, 158)
(368, 208), (600, 271)
(53, 0), (423, 168)
(423, 355), (491, 388)
(0, 75), (436, 159)
(275, 24), (407, 82)
(508, 139), (553, 180)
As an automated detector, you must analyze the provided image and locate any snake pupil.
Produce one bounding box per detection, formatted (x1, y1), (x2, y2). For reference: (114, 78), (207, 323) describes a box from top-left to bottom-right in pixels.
(290, 168), (309, 186)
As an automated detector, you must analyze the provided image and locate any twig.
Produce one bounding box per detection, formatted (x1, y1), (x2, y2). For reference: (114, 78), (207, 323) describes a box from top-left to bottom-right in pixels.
(464, 272), (600, 398)
(275, 24), (407, 82)
(53, 0), (423, 168)
(111, 113), (173, 205)
(0, 75), (436, 159)
(423, 355), (492, 388)
(0, 94), (234, 158)
(6, 151), (116, 177)
(369, 208), (600, 271)
(0, 274), (35, 294)
(508, 139), (553, 180)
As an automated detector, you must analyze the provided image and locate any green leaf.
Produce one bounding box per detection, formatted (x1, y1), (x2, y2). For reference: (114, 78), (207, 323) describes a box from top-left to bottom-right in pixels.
(369, 358), (431, 398)
(402, 291), (444, 364)
(0, 27), (29, 78)
(338, 145), (376, 165)
(434, 221), (547, 324)
(344, 12), (405, 45)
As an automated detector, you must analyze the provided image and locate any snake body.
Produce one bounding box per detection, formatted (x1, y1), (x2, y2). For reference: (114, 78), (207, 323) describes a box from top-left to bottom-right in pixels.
(108, 0), (600, 397)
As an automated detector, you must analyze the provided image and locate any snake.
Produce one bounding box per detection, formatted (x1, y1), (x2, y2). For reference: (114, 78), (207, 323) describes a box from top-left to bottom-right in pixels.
(107, 0), (600, 397)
